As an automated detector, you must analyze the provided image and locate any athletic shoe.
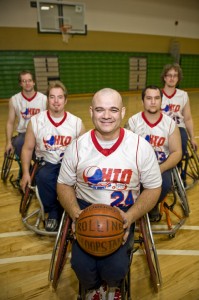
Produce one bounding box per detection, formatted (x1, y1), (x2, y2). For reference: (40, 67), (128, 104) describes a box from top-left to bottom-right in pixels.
(85, 289), (101, 300)
(100, 283), (107, 300)
(107, 287), (121, 300)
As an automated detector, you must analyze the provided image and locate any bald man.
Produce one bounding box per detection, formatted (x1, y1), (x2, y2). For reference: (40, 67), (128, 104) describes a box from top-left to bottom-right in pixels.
(57, 88), (162, 300)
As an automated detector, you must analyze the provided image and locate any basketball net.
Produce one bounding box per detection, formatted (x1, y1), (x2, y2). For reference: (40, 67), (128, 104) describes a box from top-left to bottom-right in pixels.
(60, 25), (72, 43)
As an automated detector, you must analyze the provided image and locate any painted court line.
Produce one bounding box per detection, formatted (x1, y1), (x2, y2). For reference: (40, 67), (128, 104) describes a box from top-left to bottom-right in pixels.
(0, 231), (34, 238)
(134, 249), (199, 256)
(1, 225), (199, 239)
(0, 254), (52, 265)
(1, 249), (199, 265)
(151, 225), (199, 230)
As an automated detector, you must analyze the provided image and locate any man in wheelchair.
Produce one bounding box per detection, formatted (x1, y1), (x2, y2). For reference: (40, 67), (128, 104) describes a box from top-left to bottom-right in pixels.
(57, 88), (162, 300)
(161, 63), (197, 154)
(125, 85), (182, 222)
(5, 70), (47, 158)
(20, 81), (85, 232)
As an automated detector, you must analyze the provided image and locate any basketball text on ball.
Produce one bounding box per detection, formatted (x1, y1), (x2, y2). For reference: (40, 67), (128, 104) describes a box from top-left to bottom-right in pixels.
(75, 203), (124, 256)
(77, 236), (122, 254)
(76, 218), (123, 235)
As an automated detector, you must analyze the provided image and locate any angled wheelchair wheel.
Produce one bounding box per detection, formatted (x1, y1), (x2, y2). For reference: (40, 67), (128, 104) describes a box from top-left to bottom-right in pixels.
(49, 212), (72, 290)
(185, 140), (199, 188)
(120, 268), (131, 300)
(138, 215), (162, 293)
(20, 160), (39, 216)
(172, 167), (190, 217)
(1, 151), (15, 181)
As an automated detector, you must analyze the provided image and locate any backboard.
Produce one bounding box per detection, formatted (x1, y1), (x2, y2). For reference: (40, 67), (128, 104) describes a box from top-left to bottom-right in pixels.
(37, 0), (87, 35)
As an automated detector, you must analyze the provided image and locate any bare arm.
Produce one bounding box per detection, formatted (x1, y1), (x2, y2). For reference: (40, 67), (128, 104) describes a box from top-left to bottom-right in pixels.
(57, 183), (81, 220)
(160, 126), (182, 173)
(20, 122), (36, 192)
(183, 99), (197, 151)
(120, 187), (161, 243)
(5, 98), (16, 153)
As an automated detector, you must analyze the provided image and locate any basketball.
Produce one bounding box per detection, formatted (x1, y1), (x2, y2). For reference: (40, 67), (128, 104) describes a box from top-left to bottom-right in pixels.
(75, 203), (124, 256)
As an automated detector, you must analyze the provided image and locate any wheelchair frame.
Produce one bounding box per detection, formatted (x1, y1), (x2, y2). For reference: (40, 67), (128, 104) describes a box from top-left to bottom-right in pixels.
(48, 212), (162, 299)
(180, 139), (199, 190)
(19, 158), (57, 236)
(1, 151), (22, 190)
(151, 166), (190, 238)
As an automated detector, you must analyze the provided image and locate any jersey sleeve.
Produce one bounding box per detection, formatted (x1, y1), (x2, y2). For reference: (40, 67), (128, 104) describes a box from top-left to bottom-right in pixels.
(127, 116), (136, 132)
(137, 137), (162, 189)
(57, 139), (78, 186)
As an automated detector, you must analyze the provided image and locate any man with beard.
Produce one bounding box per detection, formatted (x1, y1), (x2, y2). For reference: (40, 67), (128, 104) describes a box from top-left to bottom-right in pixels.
(20, 81), (85, 231)
(125, 85), (182, 221)
(5, 70), (47, 158)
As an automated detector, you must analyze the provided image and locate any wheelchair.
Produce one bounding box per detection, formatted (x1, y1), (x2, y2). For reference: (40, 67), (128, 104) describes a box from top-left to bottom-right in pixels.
(179, 139), (199, 190)
(1, 150), (22, 190)
(48, 211), (162, 298)
(19, 158), (57, 236)
(151, 166), (190, 238)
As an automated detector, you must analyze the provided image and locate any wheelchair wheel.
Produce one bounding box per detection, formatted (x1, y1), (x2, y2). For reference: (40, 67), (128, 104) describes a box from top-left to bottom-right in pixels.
(1, 151), (15, 181)
(185, 140), (199, 188)
(49, 212), (72, 290)
(139, 215), (162, 293)
(20, 160), (39, 216)
(172, 167), (190, 217)
(120, 269), (131, 300)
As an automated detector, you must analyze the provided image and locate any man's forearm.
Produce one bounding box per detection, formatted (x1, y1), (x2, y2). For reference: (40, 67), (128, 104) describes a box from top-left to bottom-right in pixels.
(160, 151), (182, 173)
(126, 187), (161, 225)
(57, 183), (81, 220)
(21, 148), (33, 174)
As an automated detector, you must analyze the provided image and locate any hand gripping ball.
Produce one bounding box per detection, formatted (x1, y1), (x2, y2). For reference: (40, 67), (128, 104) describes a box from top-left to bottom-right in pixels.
(75, 203), (124, 256)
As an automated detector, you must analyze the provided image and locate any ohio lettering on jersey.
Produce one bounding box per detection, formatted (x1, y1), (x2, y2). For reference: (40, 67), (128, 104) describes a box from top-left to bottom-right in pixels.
(162, 104), (180, 113)
(83, 166), (133, 190)
(145, 134), (166, 163)
(20, 108), (41, 120)
(145, 134), (165, 147)
(43, 134), (72, 151)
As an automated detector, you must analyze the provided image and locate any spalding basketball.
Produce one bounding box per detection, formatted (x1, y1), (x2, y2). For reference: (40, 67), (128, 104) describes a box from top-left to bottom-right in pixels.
(75, 203), (124, 256)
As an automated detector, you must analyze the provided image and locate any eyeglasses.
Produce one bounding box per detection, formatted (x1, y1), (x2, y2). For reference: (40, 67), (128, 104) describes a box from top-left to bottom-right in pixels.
(165, 74), (178, 79)
(21, 79), (33, 84)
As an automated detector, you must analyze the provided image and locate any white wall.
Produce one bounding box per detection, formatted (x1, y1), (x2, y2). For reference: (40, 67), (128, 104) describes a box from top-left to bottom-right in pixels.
(0, 0), (199, 38)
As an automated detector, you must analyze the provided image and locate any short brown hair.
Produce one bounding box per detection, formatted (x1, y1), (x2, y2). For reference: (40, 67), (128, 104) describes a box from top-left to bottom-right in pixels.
(160, 63), (183, 85)
(18, 70), (35, 83)
(46, 81), (68, 99)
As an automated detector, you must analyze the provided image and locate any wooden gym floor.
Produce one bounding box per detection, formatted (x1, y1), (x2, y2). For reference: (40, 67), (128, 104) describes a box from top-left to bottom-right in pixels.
(0, 90), (199, 300)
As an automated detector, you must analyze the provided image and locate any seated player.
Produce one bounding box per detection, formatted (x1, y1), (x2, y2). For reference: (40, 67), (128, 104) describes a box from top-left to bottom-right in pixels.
(161, 63), (197, 155)
(5, 70), (47, 158)
(57, 88), (162, 299)
(125, 85), (182, 221)
(20, 81), (85, 232)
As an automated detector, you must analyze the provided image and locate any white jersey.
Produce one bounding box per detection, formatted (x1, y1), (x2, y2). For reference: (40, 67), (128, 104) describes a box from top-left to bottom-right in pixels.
(161, 88), (188, 128)
(58, 128), (162, 207)
(127, 112), (176, 164)
(12, 91), (47, 133)
(31, 110), (83, 164)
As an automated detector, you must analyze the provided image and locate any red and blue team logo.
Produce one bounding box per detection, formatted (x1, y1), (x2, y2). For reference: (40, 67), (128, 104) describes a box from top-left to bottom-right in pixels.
(161, 105), (170, 112)
(83, 166), (103, 184)
(145, 134), (150, 143)
(21, 108), (31, 120)
(83, 166), (109, 190)
(43, 135), (56, 151)
(83, 166), (127, 190)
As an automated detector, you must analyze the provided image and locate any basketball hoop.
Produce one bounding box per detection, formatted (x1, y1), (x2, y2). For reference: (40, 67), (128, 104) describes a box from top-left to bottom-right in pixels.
(60, 25), (72, 43)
